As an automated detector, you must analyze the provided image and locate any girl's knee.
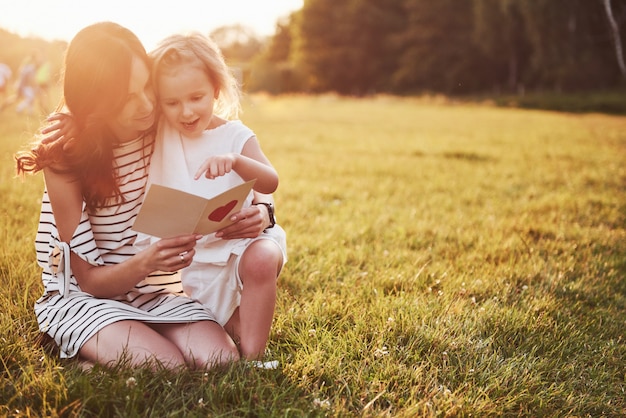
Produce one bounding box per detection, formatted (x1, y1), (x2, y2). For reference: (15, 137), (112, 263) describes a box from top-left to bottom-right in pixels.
(239, 241), (283, 280)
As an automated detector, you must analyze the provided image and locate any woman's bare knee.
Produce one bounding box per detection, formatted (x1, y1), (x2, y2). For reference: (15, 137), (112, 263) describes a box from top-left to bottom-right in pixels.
(154, 321), (240, 369)
(79, 320), (187, 369)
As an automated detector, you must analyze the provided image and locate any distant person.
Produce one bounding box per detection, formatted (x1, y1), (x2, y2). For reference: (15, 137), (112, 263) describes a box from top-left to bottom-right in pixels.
(14, 54), (37, 114)
(3, 55), (37, 114)
(34, 52), (52, 113)
(143, 33), (287, 361)
(15, 22), (243, 370)
(0, 62), (12, 107)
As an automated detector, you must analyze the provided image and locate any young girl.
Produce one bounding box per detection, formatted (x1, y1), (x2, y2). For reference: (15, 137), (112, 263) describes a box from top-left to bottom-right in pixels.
(140, 33), (287, 361)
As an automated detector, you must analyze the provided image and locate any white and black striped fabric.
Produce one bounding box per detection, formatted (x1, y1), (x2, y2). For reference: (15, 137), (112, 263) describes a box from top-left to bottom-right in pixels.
(33, 135), (216, 358)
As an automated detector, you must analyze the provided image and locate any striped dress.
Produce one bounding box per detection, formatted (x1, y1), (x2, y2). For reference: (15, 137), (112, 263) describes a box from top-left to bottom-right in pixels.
(34, 134), (216, 359)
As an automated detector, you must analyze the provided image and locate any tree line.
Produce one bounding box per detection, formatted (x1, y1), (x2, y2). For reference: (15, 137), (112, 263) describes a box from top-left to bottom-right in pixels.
(246, 0), (626, 95)
(2, 0), (625, 98)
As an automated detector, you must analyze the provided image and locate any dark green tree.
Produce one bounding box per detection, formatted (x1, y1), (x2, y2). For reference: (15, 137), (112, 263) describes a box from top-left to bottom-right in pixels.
(250, 0), (626, 94)
(518, 0), (622, 90)
(294, 0), (404, 94)
(248, 14), (303, 93)
(392, 0), (483, 94)
(472, 0), (531, 93)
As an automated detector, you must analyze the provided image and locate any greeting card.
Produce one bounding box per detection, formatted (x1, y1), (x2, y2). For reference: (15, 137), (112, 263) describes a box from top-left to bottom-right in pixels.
(133, 179), (256, 238)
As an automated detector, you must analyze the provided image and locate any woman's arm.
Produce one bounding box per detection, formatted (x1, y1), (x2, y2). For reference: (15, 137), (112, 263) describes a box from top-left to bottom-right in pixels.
(71, 235), (199, 298)
(215, 191), (274, 240)
(44, 167), (199, 298)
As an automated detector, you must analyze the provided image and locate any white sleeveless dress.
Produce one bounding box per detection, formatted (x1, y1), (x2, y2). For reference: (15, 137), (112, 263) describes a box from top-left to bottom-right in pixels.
(136, 120), (287, 324)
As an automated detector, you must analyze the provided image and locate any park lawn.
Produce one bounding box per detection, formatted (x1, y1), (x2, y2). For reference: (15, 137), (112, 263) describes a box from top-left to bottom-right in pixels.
(1, 95), (625, 417)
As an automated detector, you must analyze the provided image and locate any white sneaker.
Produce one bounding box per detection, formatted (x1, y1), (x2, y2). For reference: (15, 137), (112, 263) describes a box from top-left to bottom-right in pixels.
(248, 360), (279, 370)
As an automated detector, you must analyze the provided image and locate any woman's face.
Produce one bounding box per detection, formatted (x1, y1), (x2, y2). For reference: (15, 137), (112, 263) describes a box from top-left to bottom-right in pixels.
(157, 63), (216, 139)
(108, 56), (156, 142)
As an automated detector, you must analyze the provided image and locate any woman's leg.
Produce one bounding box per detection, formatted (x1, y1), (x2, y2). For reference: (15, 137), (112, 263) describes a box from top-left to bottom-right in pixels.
(151, 321), (240, 369)
(232, 239), (283, 359)
(79, 320), (188, 369)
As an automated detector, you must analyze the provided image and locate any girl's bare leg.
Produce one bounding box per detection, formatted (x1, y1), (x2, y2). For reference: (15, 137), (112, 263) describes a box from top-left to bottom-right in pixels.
(231, 240), (283, 359)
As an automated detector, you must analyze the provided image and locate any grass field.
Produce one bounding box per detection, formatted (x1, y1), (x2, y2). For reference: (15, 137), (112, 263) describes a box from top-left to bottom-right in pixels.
(1, 95), (625, 417)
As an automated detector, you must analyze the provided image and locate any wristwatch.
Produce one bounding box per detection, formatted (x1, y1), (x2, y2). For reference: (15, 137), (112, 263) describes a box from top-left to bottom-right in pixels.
(253, 202), (275, 230)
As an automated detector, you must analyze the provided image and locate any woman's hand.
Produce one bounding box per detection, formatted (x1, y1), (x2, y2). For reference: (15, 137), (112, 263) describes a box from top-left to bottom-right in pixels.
(140, 234), (201, 273)
(215, 204), (270, 240)
(74, 234), (201, 298)
(40, 113), (77, 149)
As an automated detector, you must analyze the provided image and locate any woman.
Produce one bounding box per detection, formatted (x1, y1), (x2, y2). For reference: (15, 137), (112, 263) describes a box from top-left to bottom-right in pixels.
(15, 22), (272, 370)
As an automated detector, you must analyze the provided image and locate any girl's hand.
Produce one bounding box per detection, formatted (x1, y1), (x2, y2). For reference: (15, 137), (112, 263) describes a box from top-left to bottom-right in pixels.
(141, 234), (201, 273)
(194, 154), (237, 180)
(41, 113), (78, 149)
(215, 204), (269, 240)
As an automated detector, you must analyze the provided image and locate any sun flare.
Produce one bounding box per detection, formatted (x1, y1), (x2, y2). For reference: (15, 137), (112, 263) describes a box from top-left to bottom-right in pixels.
(0, 0), (302, 50)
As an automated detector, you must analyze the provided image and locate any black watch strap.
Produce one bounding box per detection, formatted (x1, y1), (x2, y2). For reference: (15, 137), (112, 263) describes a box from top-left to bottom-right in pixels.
(253, 202), (276, 229)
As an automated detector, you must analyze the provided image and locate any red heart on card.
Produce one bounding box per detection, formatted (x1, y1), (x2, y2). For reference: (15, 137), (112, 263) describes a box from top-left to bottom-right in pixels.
(208, 200), (238, 222)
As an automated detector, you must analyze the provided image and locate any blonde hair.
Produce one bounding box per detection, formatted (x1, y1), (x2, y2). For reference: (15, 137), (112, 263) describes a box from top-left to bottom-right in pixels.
(150, 33), (241, 119)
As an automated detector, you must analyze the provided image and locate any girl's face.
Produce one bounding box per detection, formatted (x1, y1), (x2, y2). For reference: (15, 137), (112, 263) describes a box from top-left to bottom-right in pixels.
(108, 56), (156, 142)
(157, 63), (217, 138)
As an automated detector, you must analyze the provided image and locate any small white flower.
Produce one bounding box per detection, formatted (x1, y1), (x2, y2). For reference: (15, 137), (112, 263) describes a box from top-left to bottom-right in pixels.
(198, 398), (205, 407)
(374, 346), (389, 358)
(125, 377), (137, 389)
(438, 385), (451, 396)
(313, 398), (330, 409)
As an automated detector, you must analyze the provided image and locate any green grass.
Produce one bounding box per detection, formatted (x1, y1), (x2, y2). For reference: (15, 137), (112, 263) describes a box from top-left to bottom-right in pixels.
(489, 90), (626, 115)
(1, 95), (625, 417)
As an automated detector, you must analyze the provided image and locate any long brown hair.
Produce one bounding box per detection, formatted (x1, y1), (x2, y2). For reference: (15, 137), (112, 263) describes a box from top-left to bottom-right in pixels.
(15, 22), (153, 210)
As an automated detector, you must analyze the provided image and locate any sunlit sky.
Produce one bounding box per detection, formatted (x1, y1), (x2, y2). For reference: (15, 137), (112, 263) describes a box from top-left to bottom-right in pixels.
(0, 0), (303, 50)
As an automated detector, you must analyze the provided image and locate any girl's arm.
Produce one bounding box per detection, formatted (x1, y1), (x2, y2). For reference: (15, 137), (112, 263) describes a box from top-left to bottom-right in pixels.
(44, 167), (199, 298)
(194, 136), (279, 194)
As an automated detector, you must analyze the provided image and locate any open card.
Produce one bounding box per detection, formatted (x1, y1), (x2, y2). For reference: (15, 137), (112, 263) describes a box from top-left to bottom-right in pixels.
(133, 179), (256, 238)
